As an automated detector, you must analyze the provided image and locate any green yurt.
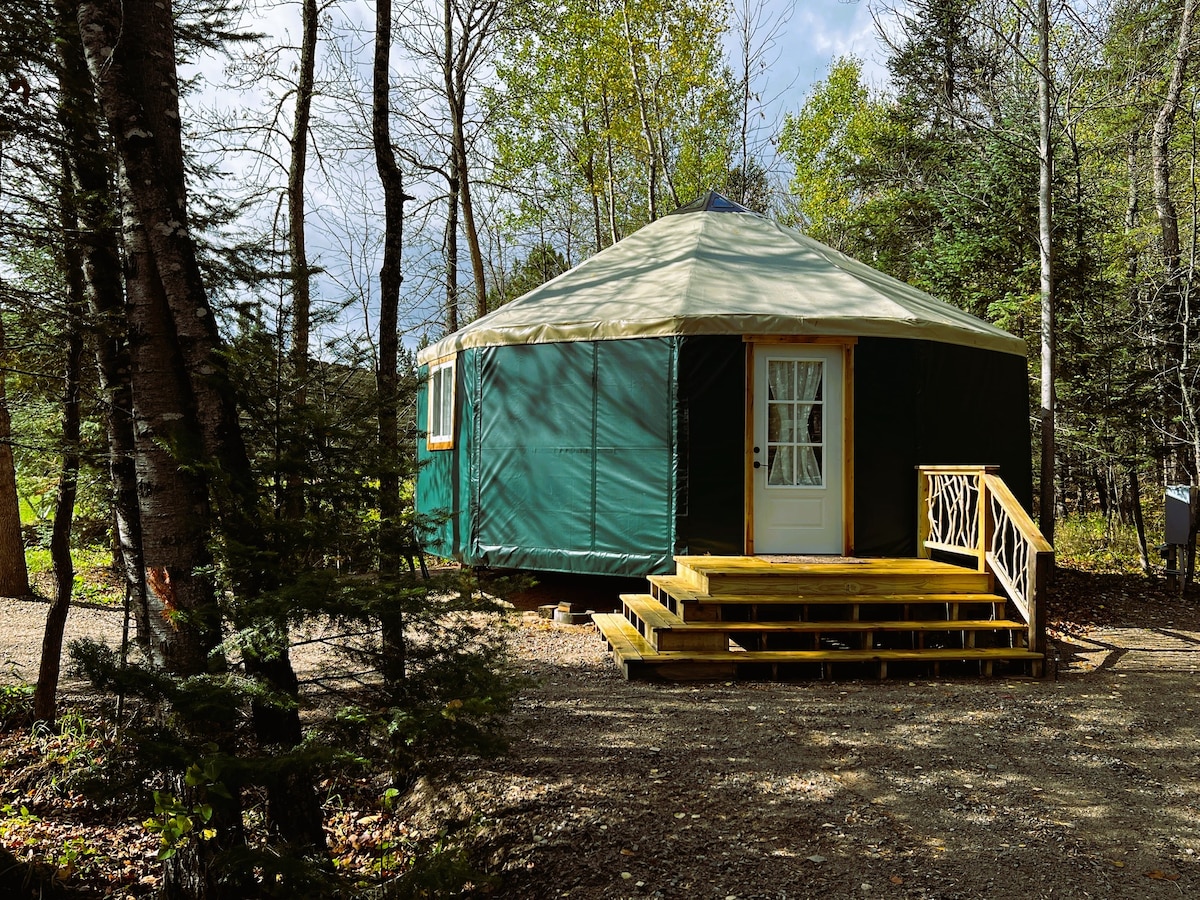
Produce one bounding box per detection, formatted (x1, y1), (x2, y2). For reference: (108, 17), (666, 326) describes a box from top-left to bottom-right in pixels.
(415, 193), (1031, 577)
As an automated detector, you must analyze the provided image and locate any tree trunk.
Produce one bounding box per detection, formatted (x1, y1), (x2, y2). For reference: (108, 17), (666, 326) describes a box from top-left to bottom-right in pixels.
(601, 85), (619, 245)
(286, 0), (318, 520)
(75, 0), (327, 884)
(442, 0), (460, 332)
(0, 316), (30, 598)
(1037, 0), (1056, 545)
(53, 0), (149, 653)
(375, 0), (412, 686)
(1128, 465), (1151, 575)
(444, 0), (491, 320)
(446, 162), (461, 333)
(581, 114), (603, 253)
(75, 0), (223, 677)
(1151, 0), (1196, 482)
(33, 156), (86, 725)
(620, 0), (659, 221)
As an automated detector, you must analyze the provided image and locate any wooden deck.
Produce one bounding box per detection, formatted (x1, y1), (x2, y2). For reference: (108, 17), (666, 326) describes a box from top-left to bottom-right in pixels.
(593, 556), (1044, 681)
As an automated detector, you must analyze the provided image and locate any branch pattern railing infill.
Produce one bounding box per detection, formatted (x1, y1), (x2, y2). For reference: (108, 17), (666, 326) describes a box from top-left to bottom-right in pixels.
(918, 466), (1053, 659)
(920, 468), (985, 566)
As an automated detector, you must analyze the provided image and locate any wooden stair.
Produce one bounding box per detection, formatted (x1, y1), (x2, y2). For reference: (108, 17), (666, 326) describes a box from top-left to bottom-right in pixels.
(593, 556), (1044, 681)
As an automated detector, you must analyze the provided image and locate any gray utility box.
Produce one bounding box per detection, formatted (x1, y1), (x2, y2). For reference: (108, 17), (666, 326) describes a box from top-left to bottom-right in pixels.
(1165, 485), (1200, 544)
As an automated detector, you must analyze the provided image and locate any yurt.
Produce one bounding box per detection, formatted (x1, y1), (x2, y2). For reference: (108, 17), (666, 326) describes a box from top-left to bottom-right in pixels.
(415, 193), (1031, 578)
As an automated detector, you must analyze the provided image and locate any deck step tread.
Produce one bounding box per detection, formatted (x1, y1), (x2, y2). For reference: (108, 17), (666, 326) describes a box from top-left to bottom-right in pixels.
(675, 555), (975, 574)
(653, 619), (1029, 633)
(620, 594), (684, 630)
(669, 557), (994, 596)
(621, 592), (1024, 634)
(648, 580), (1006, 607)
(592, 613), (658, 661)
(645, 647), (1043, 663)
(647, 575), (704, 602)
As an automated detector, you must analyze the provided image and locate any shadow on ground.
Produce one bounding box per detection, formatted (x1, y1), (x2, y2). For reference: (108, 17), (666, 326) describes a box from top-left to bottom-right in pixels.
(412, 568), (1200, 899)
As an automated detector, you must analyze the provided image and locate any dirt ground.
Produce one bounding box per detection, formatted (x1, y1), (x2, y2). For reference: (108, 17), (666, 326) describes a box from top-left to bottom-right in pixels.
(4, 568), (1200, 898)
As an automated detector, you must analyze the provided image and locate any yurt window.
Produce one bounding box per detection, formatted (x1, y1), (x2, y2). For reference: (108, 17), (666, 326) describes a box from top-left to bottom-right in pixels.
(427, 358), (456, 450)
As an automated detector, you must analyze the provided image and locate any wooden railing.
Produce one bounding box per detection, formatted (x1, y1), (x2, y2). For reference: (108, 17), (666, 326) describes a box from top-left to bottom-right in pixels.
(917, 466), (1053, 658)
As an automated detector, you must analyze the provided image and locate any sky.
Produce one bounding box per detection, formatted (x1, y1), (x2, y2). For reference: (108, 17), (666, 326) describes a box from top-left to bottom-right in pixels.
(179, 0), (897, 350)
(778, 0), (890, 96)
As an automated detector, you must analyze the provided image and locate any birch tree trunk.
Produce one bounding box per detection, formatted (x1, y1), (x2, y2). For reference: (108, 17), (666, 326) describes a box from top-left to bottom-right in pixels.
(620, 0), (659, 221)
(1037, 0), (1056, 543)
(1151, 0), (1197, 481)
(75, 0), (222, 676)
(53, 0), (148, 651)
(74, 3), (237, 894)
(75, 0), (327, 883)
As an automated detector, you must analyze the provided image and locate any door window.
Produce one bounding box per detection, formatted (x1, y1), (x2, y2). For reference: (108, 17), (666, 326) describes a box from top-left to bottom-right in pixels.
(766, 358), (824, 486)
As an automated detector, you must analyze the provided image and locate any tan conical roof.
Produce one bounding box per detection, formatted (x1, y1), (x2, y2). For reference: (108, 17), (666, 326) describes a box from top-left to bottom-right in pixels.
(418, 197), (1025, 363)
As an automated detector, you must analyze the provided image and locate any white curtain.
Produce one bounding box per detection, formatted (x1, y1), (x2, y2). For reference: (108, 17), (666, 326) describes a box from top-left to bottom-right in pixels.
(767, 360), (824, 486)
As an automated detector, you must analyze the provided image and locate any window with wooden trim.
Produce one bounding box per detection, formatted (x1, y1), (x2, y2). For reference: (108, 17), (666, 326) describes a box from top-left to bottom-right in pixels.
(427, 358), (455, 450)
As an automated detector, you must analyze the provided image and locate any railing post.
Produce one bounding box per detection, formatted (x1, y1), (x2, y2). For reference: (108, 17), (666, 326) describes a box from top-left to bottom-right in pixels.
(978, 467), (1000, 573)
(1029, 548), (1051, 658)
(916, 468), (931, 559)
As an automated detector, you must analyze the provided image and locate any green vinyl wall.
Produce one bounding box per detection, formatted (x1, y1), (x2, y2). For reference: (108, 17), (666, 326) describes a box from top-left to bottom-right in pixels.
(417, 338), (680, 575)
(417, 334), (1033, 576)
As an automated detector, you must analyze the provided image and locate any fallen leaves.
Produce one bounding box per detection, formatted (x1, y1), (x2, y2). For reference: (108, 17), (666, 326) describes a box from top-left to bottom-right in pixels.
(1145, 870), (1182, 881)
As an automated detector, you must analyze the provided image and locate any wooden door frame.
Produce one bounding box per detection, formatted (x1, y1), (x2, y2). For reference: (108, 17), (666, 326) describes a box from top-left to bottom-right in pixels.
(743, 335), (855, 556)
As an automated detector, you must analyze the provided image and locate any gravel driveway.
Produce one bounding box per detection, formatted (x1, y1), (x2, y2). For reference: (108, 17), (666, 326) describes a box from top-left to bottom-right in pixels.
(4, 576), (1200, 899)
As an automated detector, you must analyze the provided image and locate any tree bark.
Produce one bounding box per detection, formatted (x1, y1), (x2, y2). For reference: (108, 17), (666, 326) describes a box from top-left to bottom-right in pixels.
(0, 316), (30, 598)
(443, 0), (496, 320)
(75, 0), (223, 676)
(1128, 465), (1151, 575)
(601, 84), (619, 245)
(286, 0), (318, 519)
(375, 0), (413, 686)
(53, 0), (149, 653)
(439, 3), (461, 333)
(74, 3), (238, 892)
(1151, 0), (1197, 482)
(75, 0), (327, 883)
(620, 0), (659, 221)
(33, 156), (85, 725)
(1037, 0), (1056, 544)
(446, 162), (461, 333)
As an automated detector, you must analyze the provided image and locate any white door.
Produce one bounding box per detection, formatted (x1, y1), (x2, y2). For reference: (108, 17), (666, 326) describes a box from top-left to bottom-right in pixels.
(751, 344), (844, 554)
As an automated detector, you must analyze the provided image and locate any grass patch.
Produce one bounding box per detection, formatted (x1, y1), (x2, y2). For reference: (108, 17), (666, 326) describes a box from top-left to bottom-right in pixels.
(0, 682), (33, 730)
(1055, 512), (1154, 575)
(26, 544), (122, 607)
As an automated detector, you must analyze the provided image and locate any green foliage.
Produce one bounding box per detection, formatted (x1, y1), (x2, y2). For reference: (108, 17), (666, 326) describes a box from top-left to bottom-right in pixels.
(0, 682), (33, 731)
(778, 5), (1181, 525)
(70, 564), (519, 895)
(144, 787), (217, 861)
(778, 57), (899, 250)
(304, 569), (524, 787)
(485, 244), (569, 311)
(25, 544), (123, 606)
(491, 0), (740, 250)
(1055, 512), (1152, 575)
(372, 834), (494, 899)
